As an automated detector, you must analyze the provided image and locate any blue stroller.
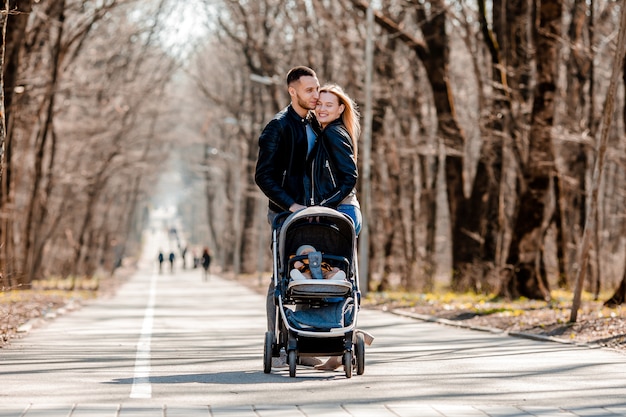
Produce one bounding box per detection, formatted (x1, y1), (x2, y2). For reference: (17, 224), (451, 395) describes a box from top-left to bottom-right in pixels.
(263, 206), (365, 378)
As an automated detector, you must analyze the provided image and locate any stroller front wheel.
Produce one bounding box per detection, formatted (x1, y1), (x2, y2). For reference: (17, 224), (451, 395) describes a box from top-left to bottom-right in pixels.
(263, 331), (274, 374)
(343, 351), (352, 378)
(288, 350), (297, 377)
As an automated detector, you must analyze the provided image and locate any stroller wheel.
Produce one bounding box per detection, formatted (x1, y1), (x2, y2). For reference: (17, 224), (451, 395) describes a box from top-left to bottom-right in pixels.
(288, 350), (297, 377)
(343, 351), (352, 378)
(263, 331), (274, 374)
(355, 332), (365, 375)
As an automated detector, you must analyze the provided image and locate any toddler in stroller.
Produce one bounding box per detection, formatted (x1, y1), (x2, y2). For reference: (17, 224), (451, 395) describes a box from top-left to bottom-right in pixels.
(289, 244), (347, 282)
(289, 244), (371, 372)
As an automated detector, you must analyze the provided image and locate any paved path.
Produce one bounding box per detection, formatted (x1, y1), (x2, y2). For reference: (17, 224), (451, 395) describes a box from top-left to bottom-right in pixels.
(2, 232), (626, 416)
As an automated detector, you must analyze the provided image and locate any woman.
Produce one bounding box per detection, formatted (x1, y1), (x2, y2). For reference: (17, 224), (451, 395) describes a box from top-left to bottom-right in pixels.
(308, 84), (371, 371)
(307, 84), (362, 235)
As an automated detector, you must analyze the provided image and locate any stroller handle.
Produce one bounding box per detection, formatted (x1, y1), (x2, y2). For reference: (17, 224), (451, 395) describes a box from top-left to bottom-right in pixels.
(272, 211), (292, 230)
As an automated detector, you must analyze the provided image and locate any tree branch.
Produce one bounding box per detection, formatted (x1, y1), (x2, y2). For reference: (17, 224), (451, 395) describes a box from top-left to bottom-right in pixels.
(348, 0), (429, 60)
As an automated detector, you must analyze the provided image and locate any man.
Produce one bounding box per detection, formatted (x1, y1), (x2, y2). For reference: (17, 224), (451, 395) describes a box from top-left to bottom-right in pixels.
(254, 66), (320, 368)
(255, 66), (320, 219)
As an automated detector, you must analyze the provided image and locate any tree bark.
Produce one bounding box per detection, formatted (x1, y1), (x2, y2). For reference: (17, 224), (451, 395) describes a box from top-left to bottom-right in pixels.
(413, 1), (469, 292)
(21, 0), (65, 283)
(502, 0), (563, 300)
(450, 0), (509, 292)
(603, 6), (626, 308)
(554, 0), (591, 290)
(0, 0), (33, 288)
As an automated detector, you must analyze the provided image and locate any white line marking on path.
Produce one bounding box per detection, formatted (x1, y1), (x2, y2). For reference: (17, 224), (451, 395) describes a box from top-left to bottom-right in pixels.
(130, 273), (157, 399)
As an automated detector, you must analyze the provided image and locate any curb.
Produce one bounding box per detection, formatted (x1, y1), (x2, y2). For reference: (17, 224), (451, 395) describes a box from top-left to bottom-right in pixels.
(16, 299), (81, 334)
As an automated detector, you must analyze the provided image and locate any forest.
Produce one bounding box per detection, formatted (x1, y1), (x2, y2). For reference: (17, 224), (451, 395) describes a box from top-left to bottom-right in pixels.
(0, 0), (625, 311)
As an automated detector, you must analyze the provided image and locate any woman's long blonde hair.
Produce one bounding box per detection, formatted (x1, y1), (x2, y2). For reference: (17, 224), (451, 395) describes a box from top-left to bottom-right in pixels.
(319, 84), (361, 159)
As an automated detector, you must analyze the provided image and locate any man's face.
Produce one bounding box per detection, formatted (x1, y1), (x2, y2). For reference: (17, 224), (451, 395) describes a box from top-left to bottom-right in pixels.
(290, 75), (320, 111)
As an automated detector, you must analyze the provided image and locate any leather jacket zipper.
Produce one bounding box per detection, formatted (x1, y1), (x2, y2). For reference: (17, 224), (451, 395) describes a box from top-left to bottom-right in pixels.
(310, 163), (316, 205)
(319, 159), (339, 206)
(320, 190), (341, 206)
(325, 159), (337, 188)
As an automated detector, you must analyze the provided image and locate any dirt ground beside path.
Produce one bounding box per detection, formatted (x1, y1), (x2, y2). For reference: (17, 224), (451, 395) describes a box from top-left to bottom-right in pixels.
(3, 270), (626, 355)
(0, 267), (127, 347)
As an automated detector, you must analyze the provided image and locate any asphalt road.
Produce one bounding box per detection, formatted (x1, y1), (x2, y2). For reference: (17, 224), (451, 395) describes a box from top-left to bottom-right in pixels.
(2, 230), (626, 416)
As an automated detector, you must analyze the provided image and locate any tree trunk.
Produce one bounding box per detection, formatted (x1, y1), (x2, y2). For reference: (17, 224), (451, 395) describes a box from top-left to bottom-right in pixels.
(350, 0), (469, 290)
(450, 0), (508, 293)
(603, 8), (626, 308)
(414, 1), (467, 291)
(21, 0), (65, 283)
(0, 0), (33, 288)
(502, 0), (563, 300)
(554, 0), (591, 290)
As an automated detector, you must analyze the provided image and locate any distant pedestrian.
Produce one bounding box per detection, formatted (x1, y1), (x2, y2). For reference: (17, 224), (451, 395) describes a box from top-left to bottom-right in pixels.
(181, 246), (188, 269)
(158, 251), (164, 273)
(201, 247), (212, 281)
(168, 251), (175, 273)
(192, 248), (199, 268)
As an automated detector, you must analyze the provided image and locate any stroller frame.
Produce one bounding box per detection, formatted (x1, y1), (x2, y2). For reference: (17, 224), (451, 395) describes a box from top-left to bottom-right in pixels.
(262, 206), (365, 378)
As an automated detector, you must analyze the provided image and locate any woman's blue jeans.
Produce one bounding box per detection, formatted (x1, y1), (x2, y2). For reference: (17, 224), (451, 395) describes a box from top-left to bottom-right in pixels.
(337, 204), (362, 236)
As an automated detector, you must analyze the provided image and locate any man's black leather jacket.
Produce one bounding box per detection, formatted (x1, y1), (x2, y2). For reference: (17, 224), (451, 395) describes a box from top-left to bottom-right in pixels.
(305, 118), (358, 208)
(255, 105), (312, 213)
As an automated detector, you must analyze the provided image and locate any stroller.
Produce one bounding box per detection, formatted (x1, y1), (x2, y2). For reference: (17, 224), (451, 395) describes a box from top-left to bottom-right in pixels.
(263, 206), (365, 378)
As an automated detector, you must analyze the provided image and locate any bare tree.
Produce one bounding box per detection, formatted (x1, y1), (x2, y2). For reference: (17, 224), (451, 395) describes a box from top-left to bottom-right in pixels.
(2, 0), (625, 305)
(502, 0), (563, 300)
(0, 0), (179, 285)
(0, 0), (34, 288)
(596, 3), (626, 309)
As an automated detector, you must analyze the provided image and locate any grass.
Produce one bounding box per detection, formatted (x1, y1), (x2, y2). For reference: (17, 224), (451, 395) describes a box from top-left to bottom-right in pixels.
(363, 288), (625, 317)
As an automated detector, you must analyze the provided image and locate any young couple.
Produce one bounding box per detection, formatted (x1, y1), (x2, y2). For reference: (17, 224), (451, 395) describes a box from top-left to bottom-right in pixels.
(255, 66), (362, 234)
(254, 66), (364, 370)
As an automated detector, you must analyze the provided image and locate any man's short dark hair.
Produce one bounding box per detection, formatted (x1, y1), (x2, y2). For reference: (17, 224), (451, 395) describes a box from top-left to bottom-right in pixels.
(286, 66), (317, 86)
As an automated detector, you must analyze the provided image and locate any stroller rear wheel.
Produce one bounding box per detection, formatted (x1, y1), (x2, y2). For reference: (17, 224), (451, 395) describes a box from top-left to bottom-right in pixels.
(263, 331), (274, 374)
(354, 332), (365, 375)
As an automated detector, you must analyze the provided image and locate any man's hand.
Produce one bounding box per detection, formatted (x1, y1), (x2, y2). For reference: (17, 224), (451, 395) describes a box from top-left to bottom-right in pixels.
(289, 203), (306, 212)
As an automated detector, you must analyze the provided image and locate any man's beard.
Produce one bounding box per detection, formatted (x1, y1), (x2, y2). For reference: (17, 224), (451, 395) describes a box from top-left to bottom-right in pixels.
(296, 94), (315, 111)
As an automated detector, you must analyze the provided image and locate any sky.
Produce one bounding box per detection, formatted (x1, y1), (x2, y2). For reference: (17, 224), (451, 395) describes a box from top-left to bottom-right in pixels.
(128, 0), (211, 59)
(163, 1), (211, 60)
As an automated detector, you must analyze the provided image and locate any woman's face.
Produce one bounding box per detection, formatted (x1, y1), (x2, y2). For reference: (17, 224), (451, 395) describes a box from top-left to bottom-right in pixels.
(316, 91), (345, 128)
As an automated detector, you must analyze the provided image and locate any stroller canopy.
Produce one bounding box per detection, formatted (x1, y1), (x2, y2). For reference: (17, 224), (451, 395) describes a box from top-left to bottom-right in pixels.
(277, 207), (356, 269)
